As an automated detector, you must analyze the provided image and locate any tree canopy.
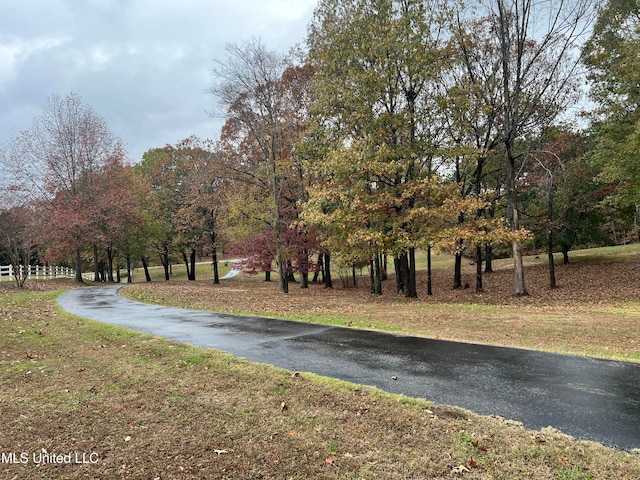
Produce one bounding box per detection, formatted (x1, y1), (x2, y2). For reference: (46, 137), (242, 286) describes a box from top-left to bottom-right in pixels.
(2, 1), (636, 296)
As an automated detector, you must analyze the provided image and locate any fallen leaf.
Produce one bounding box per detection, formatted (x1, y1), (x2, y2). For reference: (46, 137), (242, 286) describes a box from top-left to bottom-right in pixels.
(214, 449), (228, 455)
(281, 401), (288, 412)
(124, 436), (131, 442)
(469, 457), (478, 468)
(452, 465), (470, 474)
(325, 456), (334, 464)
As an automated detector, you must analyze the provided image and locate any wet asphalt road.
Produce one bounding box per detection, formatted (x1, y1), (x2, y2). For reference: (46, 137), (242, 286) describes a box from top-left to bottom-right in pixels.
(57, 285), (640, 450)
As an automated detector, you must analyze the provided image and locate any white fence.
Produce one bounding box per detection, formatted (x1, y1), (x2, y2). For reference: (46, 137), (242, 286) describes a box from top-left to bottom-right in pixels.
(0, 264), (78, 282)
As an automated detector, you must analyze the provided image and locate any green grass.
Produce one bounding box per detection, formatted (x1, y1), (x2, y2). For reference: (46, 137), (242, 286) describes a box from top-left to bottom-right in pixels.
(131, 259), (234, 283)
(2, 286), (639, 478)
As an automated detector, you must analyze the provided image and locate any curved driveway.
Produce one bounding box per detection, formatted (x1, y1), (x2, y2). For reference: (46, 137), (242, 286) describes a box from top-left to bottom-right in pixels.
(58, 285), (640, 450)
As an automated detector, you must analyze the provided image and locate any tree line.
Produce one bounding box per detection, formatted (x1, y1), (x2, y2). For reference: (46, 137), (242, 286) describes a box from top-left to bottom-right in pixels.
(1, 0), (637, 296)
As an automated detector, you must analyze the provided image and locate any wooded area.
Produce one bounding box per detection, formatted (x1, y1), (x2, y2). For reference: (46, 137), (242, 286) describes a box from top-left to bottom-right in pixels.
(1, 0), (638, 296)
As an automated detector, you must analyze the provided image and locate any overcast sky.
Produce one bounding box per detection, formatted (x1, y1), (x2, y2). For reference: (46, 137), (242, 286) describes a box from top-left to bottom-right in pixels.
(0, 0), (317, 162)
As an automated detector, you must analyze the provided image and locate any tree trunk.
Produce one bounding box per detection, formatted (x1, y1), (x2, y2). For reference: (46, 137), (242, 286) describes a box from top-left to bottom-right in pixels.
(394, 256), (404, 294)
(107, 246), (115, 282)
(286, 262), (296, 283)
(212, 246), (220, 284)
(324, 252), (333, 289)
(484, 244), (494, 273)
(182, 250), (195, 281)
(373, 252), (382, 295)
(547, 177), (557, 289)
(189, 248), (196, 281)
(562, 243), (570, 264)
(141, 257), (152, 282)
(313, 254), (323, 283)
(381, 255), (388, 281)
(93, 244), (100, 282)
(512, 240), (527, 295)
(453, 250), (462, 289)
(427, 246), (433, 295)
(277, 257), (289, 293)
(126, 254), (132, 283)
(265, 270), (271, 282)
(74, 247), (83, 283)
(507, 152), (528, 296)
(406, 248), (417, 298)
(474, 157), (485, 293)
(182, 251), (190, 279)
(547, 231), (557, 289)
(476, 245), (483, 292)
(299, 250), (309, 289)
(161, 243), (170, 281)
(399, 253), (410, 296)
(369, 259), (375, 293)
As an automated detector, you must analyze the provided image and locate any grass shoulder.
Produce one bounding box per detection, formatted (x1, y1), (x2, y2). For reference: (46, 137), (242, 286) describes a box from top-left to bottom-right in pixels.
(1, 286), (638, 478)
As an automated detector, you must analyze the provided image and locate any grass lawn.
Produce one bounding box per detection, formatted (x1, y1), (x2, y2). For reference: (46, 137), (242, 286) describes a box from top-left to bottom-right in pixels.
(1, 246), (640, 478)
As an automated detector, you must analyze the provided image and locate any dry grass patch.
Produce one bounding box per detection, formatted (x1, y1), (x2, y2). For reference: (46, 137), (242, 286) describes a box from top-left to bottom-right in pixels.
(1, 284), (639, 479)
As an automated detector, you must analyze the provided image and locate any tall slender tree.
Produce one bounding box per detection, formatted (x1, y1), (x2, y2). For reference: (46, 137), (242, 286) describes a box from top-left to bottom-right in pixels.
(466, 0), (596, 295)
(211, 40), (313, 294)
(211, 39), (290, 293)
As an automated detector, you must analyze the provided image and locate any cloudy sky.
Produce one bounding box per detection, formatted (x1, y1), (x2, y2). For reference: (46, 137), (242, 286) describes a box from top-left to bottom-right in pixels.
(0, 0), (317, 162)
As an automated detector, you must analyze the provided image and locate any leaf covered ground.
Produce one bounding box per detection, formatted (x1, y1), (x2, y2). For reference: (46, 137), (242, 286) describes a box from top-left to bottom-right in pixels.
(124, 252), (640, 362)
(1, 252), (640, 479)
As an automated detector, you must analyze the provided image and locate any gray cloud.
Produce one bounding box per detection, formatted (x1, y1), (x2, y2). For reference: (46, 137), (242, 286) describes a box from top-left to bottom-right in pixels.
(0, 0), (316, 162)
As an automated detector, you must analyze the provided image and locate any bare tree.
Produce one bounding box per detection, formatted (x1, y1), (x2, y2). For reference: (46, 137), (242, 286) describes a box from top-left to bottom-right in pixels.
(209, 38), (292, 294)
(472, 0), (596, 295)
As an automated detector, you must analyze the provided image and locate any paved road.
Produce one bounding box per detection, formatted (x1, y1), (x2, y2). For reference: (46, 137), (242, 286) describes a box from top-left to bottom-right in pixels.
(57, 285), (640, 450)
